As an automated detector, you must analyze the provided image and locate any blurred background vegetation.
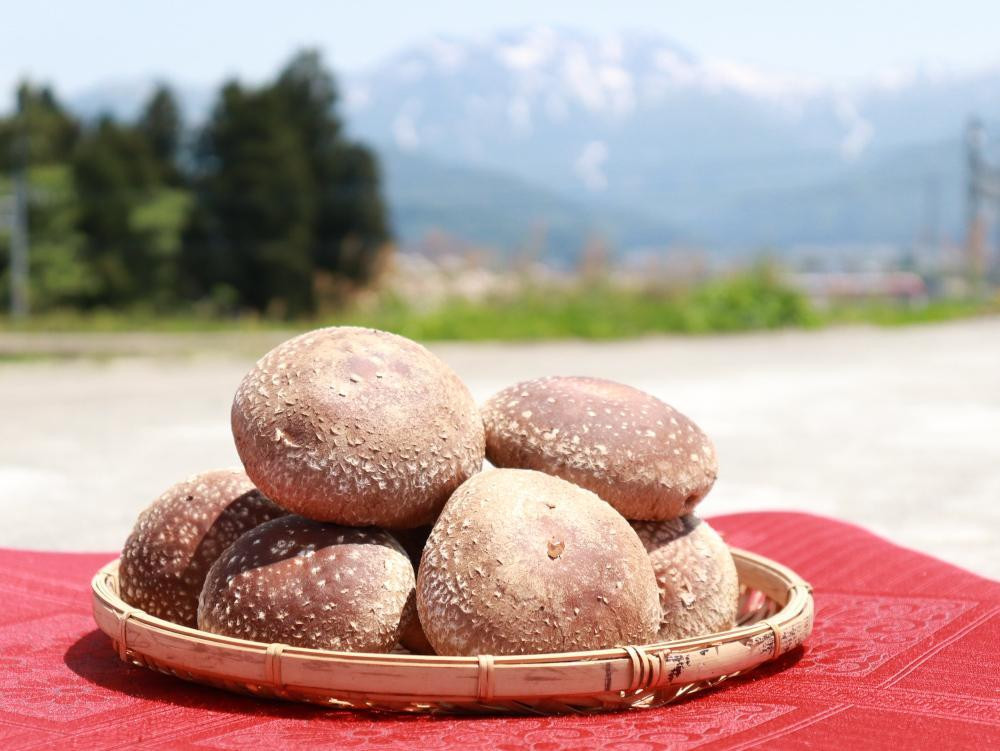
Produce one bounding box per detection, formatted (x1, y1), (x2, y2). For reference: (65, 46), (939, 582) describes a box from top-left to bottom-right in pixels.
(0, 52), (388, 321)
(0, 50), (997, 340)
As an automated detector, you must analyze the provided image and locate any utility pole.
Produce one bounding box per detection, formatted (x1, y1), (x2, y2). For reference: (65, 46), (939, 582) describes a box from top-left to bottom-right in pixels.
(9, 165), (29, 319)
(965, 117), (988, 289)
(8, 102), (29, 318)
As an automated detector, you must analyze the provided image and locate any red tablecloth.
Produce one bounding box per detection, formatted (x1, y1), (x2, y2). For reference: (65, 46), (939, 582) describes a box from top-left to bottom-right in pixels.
(1, 512), (997, 750)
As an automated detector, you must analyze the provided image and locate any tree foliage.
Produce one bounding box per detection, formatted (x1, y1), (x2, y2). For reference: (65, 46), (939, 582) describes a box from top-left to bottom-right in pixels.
(0, 86), (94, 310)
(0, 51), (391, 315)
(183, 50), (390, 315)
(72, 116), (165, 305)
(0, 84), (79, 169)
(138, 85), (183, 184)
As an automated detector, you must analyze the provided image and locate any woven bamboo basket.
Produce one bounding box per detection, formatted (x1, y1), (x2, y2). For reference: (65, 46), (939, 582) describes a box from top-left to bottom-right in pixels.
(91, 547), (812, 714)
(91, 549), (813, 714)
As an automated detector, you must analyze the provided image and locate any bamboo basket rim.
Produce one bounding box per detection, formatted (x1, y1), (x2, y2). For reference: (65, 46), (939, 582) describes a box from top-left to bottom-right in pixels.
(90, 546), (814, 714)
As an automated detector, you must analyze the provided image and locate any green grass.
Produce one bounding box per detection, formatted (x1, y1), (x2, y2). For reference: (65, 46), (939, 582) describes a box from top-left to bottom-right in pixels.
(0, 269), (996, 341)
(0, 308), (284, 333)
(822, 297), (1000, 327)
(332, 272), (820, 340)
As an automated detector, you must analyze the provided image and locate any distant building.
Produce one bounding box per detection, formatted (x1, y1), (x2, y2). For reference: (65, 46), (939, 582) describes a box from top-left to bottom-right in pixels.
(787, 271), (927, 306)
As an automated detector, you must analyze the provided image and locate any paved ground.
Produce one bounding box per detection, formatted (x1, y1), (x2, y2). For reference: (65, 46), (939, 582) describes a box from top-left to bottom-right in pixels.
(2, 318), (998, 578)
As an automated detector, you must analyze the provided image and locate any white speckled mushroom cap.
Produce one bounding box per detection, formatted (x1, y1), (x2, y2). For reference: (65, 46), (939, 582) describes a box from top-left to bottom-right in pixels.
(198, 515), (416, 653)
(417, 468), (660, 656)
(482, 376), (718, 520)
(119, 469), (286, 627)
(231, 327), (485, 528)
(631, 515), (740, 640)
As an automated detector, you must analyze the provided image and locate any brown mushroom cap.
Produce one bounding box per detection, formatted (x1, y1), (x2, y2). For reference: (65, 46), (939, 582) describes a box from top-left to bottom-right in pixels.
(399, 605), (436, 655)
(417, 468), (660, 656)
(389, 525), (435, 654)
(197, 516), (415, 652)
(389, 525), (433, 563)
(482, 376), (717, 520)
(231, 326), (485, 528)
(630, 516), (739, 640)
(119, 469), (286, 627)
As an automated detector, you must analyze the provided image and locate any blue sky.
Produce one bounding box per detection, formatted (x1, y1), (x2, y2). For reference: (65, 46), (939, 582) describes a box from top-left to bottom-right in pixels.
(3, 0), (998, 100)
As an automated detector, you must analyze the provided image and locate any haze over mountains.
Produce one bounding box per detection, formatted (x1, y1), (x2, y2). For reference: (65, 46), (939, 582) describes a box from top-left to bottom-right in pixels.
(70, 27), (1000, 261)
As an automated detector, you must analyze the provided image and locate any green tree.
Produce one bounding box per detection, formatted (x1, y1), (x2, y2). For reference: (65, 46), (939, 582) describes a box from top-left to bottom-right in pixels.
(72, 115), (193, 308)
(138, 85), (183, 184)
(316, 142), (390, 282)
(72, 117), (161, 305)
(183, 50), (391, 316)
(0, 84), (96, 311)
(183, 82), (316, 314)
(0, 83), (79, 169)
(276, 51), (390, 285)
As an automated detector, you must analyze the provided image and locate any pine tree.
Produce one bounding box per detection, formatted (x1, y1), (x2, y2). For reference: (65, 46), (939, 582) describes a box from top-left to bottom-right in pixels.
(72, 116), (162, 305)
(138, 85), (183, 184)
(183, 81), (313, 314)
(183, 50), (391, 316)
(0, 84), (96, 311)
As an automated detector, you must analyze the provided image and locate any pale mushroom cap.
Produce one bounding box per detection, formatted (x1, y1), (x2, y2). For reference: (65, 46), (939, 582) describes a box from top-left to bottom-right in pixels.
(482, 376), (718, 520)
(231, 326), (485, 528)
(631, 516), (739, 640)
(198, 516), (416, 653)
(417, 468), (660, 656)
(119, 469), (286, 627)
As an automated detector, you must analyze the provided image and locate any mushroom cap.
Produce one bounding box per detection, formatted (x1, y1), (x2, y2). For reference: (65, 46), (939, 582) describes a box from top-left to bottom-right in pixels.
(399, 612), (436, 655)
(417, 468), (660, 656)
(388, 525), (436, 654)
(631, 516), (739, 640)
(119, 469), (286, 627)
(389, 525), (433, 564)
(231, 326), (485, 528)
(197, 516), (416, 652)
(482, 376), (717, 520)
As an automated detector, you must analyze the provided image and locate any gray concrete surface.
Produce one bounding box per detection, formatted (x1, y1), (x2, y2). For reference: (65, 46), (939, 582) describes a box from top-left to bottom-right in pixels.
(2, 318), (998, 578)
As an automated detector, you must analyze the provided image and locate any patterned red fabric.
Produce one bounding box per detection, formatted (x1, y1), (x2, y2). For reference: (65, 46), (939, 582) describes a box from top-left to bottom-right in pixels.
(1, 512), (997, 750)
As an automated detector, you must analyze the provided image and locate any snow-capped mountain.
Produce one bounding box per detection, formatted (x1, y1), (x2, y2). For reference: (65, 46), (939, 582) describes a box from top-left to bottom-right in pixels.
(344, 28), (852, 192)
(342, 27), (1000, 253)
(65, 27), (1000, 255)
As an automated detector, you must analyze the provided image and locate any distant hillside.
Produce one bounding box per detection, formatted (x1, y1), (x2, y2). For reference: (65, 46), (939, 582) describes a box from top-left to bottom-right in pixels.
(381, 149), (679, 260)
(703, 139), (965, 248)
